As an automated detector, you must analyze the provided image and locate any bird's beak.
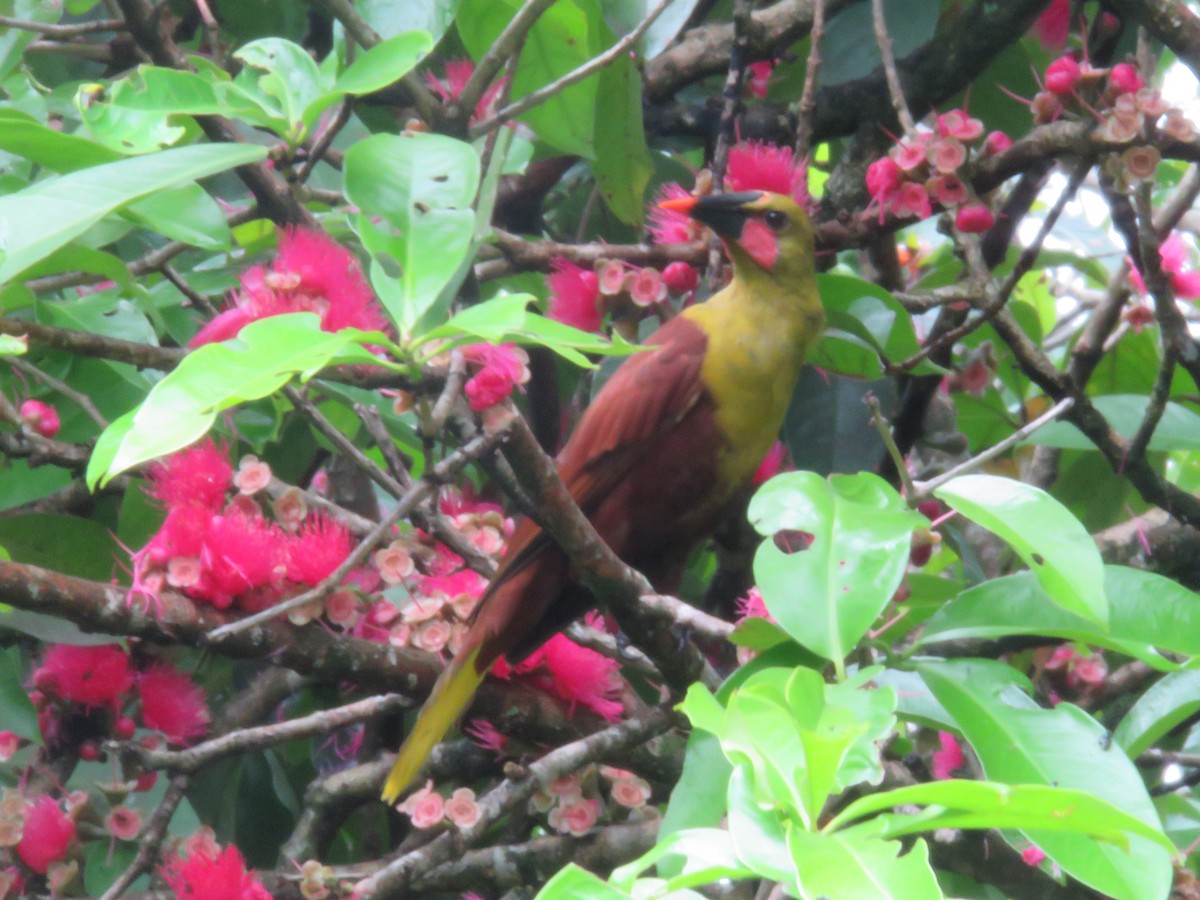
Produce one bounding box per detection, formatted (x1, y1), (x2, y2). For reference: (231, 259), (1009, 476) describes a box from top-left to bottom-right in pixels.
(658, 191), (765, 242)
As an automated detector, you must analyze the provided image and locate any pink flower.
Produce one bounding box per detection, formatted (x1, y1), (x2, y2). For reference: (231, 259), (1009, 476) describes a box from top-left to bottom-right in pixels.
(982, 130), (1013, 156)
(191, 229), (386, 348)
(399, 781), (445, 828)
(1136, 87), (1170, 119)
(597, 259), (628, 296)
(893, 181), (932, 220)
(0, 731), (19, 762)
(610, 776), (652, 808)
(662, 261), (699, 295)
(548, 798), (599, 835)
(286, 515), (353, 587)
(137, 665), (209, 745)
(161, 839), (272, 900)
(726, 141), (809, 207)
(1109, 62), (1144, 95)
(955, 203), (995, 233)
(147, 440), (233, 511)
(423, 59), (506, 124)
(465, 719), (508, 754)
(498, 634), (624, 722)
(1130, 232), (1200, 299)
(105, 806), (142, 841)
(1045, 55), (1080, 95)
(866, 157), (903, 200)
(648, 183), (701, 244)
(445, 788), (482, 828)
(1045, 645), (1108, 688)
(927, 137), (967, 174)
(233, 455), (272, 495)
(16, 797), (75, 874)
(931, 731), (964, 780)
(1022, 845), (1047, 866)
(194, 510), (286, 609)
(628, 267), (666, 307)
(374, 541), (415, 585)
(926, 174), (968, 207)
(34, 644), (132, 709)
(547, 258), (602, 332)
(413, 619), (454, 654)
(746, 60), (774, 98)
(736, 586), (771, 622)
(462, 344), (530, 412)
(892, 136), (930, 172)
(936, 110), (984, 142)
(1033, 0), (1069, 48)
(18, 399), (59, 439)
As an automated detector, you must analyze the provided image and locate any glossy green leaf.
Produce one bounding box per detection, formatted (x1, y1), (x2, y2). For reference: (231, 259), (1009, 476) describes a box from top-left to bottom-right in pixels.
(325, 31), (433, 99)
(725, 765), (798, 890)
(0, 143), (267, 284)
(0, 645), (39, 743)
(829, 780), (1176, 852)
(810, 274), (943, 377)
(417, 293), (639, 367)
(918, 567), (1200, 670)
(84, 839), (138, 896)
(87, 314), (392, 487)
(458, 0), (597, 157)
(749, 472), (926, 666)
(1113, 669), (1200, 757)
(356, 0), (460, 44)
(0, 514), (123, 581)
(935, 474), (1107, 626)
(1028, 395), (1200, 452)
(610, 827), (754, 893)
(0, 109), (121, 171)
(603, 0), (699, 58)
(234, 38), (327, 139)
(122, 182), (231, 250)
(0, 0), (59, 81)
(344, 132), (479, 333)
(920, 659), (1173, 900)
(788, 820), (942, 900)
(0, 334), (26, 356)
(536, 863), (632, 899)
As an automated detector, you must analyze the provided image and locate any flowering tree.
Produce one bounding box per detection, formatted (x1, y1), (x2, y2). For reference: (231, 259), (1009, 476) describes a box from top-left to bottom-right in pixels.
(3, 0), (1200, 897)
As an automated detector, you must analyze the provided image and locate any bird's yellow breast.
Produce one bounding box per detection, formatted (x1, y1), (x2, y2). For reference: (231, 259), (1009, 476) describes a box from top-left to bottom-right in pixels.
(682, 277), (823, 486)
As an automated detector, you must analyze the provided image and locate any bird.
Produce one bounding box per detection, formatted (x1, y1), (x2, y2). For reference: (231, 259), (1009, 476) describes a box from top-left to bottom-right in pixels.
(381, 189), (823, 803)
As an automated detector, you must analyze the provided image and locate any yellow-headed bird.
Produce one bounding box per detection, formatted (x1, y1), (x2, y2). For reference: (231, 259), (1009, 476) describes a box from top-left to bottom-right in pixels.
(382, 190), (823, 803)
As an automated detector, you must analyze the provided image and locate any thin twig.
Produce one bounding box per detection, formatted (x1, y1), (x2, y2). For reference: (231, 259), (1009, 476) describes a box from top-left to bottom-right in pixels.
(8, 357), (108, 427)
(468, 0), (677, 139)
(911, 397), (1076, 497)
(460, 0), (555, 128)
(794, 0), (826, 159)
(296, 100), (351, 183)
(871, 0), (916, 134)
(865, 394), (916, 500)
(0, 15), (124, 35)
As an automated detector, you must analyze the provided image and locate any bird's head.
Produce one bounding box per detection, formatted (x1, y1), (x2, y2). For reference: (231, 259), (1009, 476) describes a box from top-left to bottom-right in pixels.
(659, 190), (815, 285)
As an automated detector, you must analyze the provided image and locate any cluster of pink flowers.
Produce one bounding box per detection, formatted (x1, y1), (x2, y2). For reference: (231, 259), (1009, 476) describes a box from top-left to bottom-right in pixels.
(546, 254), (702, 334)
(397, 781), (482, 830)
(17, 399), (60, 439)
(460, 343), (531, 412)
(1043, 644), (1107, 692)
(3, 793), (74, 880)
(865, 110), (1008, 231)
(493, 624), (625, 723)
(130, 441), (355, 615)
(189, 229), (388, 348)
(528, 766), (651, 836)
(29, 643), (209, 752)
(160, 828), (271, 900)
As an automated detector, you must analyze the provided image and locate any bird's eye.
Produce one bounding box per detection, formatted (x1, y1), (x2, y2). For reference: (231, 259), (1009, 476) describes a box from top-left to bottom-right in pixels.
(764, 210), (788, 231)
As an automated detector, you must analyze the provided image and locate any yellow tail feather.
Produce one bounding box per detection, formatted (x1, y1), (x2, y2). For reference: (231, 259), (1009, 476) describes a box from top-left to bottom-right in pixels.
(381, 648), (484, 804)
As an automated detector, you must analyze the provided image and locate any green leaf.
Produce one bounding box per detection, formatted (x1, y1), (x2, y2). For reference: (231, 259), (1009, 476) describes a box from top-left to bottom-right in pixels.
(458, 0), (597, 157)
(0, 645), (39, 743)
(934, 474), (1107, 627)
(0, 334), (27, 356)
(0, 0), (60, 81)
(0, 143), (267, 284)
(0, 109), (121, 172)
(749, 472), (926, 666)
(536, 864), (632, 899)
(603, 0), (699, 58)
(344, 132), (480, 333)
(87, 314), (392, 487)
(918, 567), (1200, 670)
(123, 182), (231, 250)
(1028, 395), (1200, 452)
(829, 781), (1177, 852)
(0, 514), (123, 581)
(356, 0), (460, 45)
(234, 38), (328, 140)
(920, 659), (1173, 900)
(810, 274), (943, 377)
(611, 827), (754, 893)
(323, 31), (433, 102)
(726, 765), (798, 890)
(84, 839), (139, 896)
(1113, 669), (1200, 757)
(417, 294), (640, 367)
(656, 729), (733, 877)
(788, 821), (942, 900)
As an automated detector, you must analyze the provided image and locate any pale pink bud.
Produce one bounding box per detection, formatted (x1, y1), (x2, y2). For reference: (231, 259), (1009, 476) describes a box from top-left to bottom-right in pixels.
(324, 590), (360, 627)
(549, 798), (599, 835)
(548, 773), (582, 799)
(628, 267), (667, 306)
(892, 137), (928, 172)
(413, 619), (453, 654)
(982, 131), (1013, 155)
(597, 259), (628, 295)
(272, 487), (308, 532)
(166, 556), (202, 589)
(233, 455), (272, 495)
(1164, 111), (1195, 141)
(0, 732), (18, 762)
(445, 788), (482, 829)
(610, 776), (652, 808)
(1122, 145), (1160, 182)
(927, 137), (967, 174)
(400, 781), (445, 828)
(105, 806), (141, 841)
(373, 541), (415, 585)
(1136, 87), (1170, 118)
(925, 174), (968, 207)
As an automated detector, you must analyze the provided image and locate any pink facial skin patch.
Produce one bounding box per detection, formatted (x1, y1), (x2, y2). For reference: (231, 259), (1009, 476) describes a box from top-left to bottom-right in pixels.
(737, 218), (779, 271)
